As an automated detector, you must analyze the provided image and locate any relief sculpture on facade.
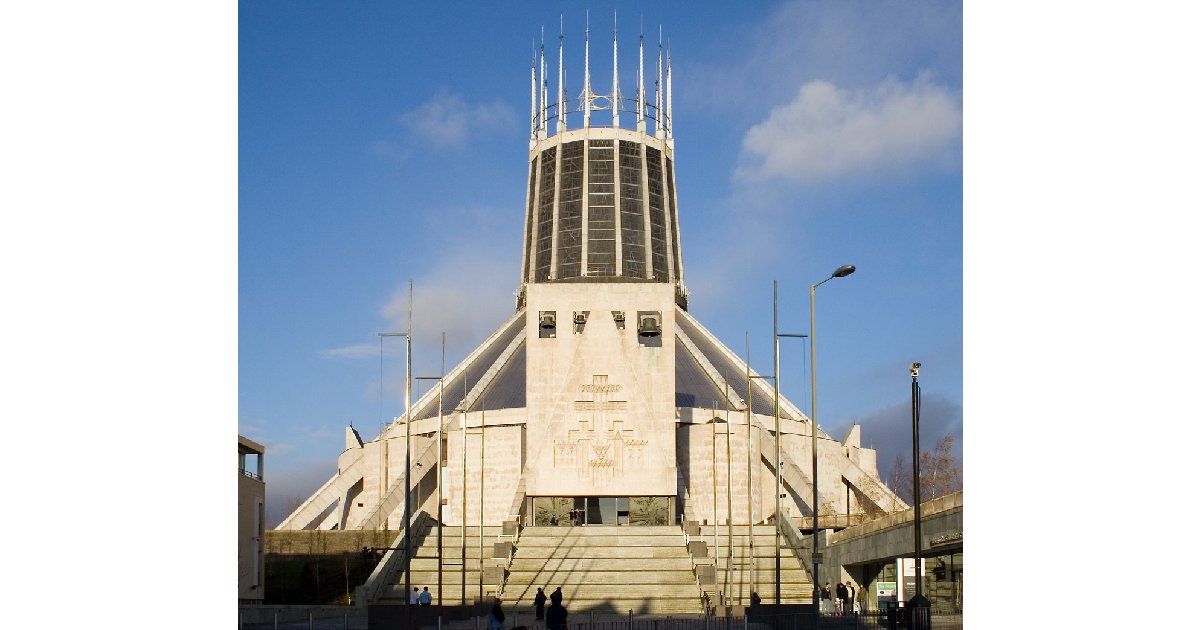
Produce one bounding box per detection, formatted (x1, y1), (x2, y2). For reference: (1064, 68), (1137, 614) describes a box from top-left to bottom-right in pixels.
(553, 375), (648, 487)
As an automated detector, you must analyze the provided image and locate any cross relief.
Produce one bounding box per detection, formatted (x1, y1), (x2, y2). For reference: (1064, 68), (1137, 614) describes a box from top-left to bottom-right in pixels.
(553, 375), (648, 487)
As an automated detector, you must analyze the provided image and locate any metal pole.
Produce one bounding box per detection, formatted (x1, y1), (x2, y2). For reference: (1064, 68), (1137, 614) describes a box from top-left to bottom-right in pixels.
(724, 382), (733, 608)
(438, 334), (446, 614)
(461, 405), (468, 605)
(911, 368), (922, 598)
(479, 408), (485, 601)
(808, 281), (819, 611)
(712, 410), (718, 569)
(404, 281), (413, 602)
(772, 281), (781, 605)
(744, 332), (754, 606)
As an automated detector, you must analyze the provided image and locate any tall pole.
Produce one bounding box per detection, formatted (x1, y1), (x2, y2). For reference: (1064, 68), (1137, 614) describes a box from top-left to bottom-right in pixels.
(911, 363), (923, 599)
(808, 281), (820, 611)
(437, 334), (445, 612)
(772, 281), (781, 605)
(744, 333), (754, 605)
(724, 382), (733, 608)
(712, 411), (718, 568)
(460, 404), (467, 606)
(479, 408), (485, 601)
(404, 282), (413, 603)
(807, 264), (855, 613)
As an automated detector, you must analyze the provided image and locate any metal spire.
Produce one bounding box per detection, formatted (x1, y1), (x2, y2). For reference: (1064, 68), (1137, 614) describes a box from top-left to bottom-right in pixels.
(612, 10), (620, 128)
(539, 28), (548, 135)
(666, 44), (673, 139)
(558, 15), (566, 133)
(637, 19), (645, 126)
(581, 12), (592, 127)
(655, 26), (663, 138)
(530, 38), (537, 139)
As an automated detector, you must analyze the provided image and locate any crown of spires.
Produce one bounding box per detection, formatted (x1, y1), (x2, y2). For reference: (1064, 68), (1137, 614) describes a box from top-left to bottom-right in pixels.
(529, 14), (672, 140)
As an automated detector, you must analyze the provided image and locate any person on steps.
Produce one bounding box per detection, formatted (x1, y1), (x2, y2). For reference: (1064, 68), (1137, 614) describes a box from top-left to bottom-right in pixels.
(534, 587), (547, 621)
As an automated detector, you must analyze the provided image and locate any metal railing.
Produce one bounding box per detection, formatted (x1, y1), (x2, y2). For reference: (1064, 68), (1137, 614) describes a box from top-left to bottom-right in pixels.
(240, 467), (262, 481)
(354, 510), (430, 605)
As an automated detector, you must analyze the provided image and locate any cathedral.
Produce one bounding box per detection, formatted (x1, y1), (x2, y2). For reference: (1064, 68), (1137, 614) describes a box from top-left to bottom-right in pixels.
(275, 23), (905, 606)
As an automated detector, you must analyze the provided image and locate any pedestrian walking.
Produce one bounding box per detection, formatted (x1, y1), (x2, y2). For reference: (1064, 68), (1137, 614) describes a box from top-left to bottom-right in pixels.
(534, 587), (547, 620)
(835, 582), (848, 616)
(488, 601), (505, 630)
(820, 582), (832, 614)
(419, 587), (432, 606)
(545, 600), (568, 630)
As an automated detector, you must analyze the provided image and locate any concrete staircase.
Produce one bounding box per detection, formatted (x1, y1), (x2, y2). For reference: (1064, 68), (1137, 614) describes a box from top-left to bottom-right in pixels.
(377, 523), (504, 604)
(699, 524), (813, 606)
(504, 526), (704, 615)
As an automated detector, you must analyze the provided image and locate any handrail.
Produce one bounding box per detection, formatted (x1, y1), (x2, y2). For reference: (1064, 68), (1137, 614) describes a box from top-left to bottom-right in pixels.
(355, 510), (430, 606)
(239, 468), (262, 481)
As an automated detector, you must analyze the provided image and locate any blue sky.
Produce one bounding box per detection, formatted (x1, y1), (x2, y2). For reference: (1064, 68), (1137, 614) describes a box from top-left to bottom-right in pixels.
(238, 0), (964, 526)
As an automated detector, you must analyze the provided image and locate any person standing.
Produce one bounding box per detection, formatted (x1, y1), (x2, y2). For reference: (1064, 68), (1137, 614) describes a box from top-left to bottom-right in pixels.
(550, 586), (563, 606)
(856, 582), (867, 613)
(835, 582), (848, 616)
(419, 587), (432, 606)
(534, 587), (547, 621)
(410, 587), (420, 605)
(545, 599), (568, 630)
(820, 582), (832, 614)
(487, 601), (505, 630)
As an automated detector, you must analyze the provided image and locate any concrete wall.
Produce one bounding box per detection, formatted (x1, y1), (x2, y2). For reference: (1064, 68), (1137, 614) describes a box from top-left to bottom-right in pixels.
(524, 282), (678, 497)
(265, 530), (398, 555)
(239, 437), (266, 602)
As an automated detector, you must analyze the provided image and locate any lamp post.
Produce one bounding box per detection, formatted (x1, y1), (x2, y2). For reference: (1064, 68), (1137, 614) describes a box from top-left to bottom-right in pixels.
(377, 330), (411, 600)
(775, 279), (809, 605)
(808, 263), (855, 612)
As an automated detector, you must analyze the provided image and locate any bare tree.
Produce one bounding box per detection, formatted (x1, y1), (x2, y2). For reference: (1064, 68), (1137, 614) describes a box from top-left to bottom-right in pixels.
(886, 435), (962, 506)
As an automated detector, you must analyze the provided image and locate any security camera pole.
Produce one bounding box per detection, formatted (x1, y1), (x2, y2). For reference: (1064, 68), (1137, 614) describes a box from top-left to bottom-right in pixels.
(908, 363), (931, 628)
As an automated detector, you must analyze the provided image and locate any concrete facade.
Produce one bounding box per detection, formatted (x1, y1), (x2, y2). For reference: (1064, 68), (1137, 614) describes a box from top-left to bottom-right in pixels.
(239, 435), (266, 603)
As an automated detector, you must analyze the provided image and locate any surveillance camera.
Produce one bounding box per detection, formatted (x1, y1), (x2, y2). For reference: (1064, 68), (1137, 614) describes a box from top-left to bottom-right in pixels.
(910, 362), (921, 377)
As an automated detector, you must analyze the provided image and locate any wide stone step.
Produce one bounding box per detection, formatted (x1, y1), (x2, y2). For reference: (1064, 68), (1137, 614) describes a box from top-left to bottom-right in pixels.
(516, 535), (686, 547)
(521, 526), (682, 536)
(512, 546), (691, 559)
(509, 557), (693, 572)
(502, 596), (703, 614)
(505, 570), (696, 586)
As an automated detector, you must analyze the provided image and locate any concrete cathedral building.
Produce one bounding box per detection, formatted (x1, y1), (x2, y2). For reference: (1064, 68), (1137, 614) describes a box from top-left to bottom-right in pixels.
(275, 21), (907, 613)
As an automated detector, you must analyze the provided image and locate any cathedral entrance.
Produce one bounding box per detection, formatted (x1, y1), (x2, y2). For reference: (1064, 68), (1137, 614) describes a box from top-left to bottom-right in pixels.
(531, 496), (672, 526)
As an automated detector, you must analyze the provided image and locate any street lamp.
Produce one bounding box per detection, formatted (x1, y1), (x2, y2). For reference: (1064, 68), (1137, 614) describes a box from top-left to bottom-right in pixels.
(774, 279), (808, 605)
(809, 263), (854, 613)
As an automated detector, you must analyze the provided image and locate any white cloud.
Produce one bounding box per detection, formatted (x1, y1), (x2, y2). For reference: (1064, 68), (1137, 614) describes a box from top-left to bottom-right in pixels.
(379, 204), (521, 377)
(318, 343), (401, 360)
(398, 89), (516, 149)
(735, 74), (961, 185)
